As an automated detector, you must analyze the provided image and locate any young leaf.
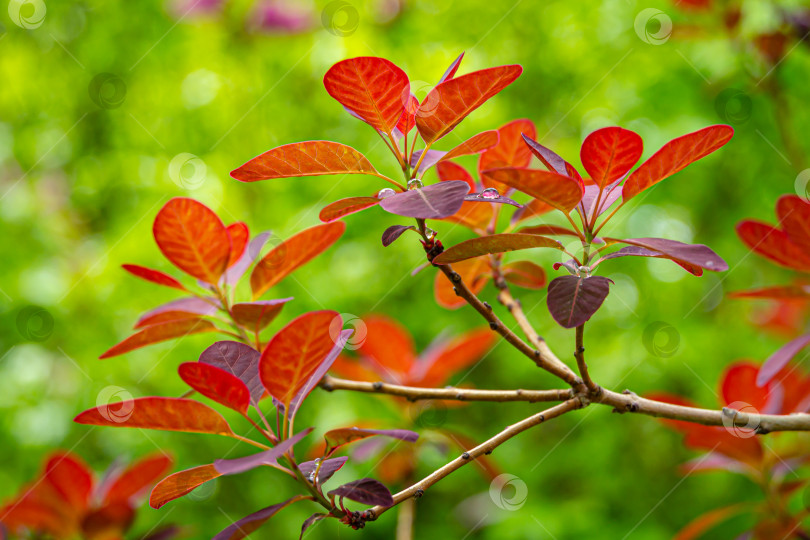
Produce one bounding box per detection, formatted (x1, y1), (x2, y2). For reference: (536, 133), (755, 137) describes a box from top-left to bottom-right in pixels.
(214, 428), (312, 475)
(323, 428), (419, 456)
(319, 197), (380, 223)
(511, 197), (554, 224)
(224, 231), (270, 286)
(287, 328), (353, 419)
(200, 341), (264, 405)
(353, 316), (417, 378)
(381, 225), (414, 247)
(521, 133), (568, 175)
(580, 181), (622, 222)
(736, 220), (810, 271)
(99, 319), (219, 359)
(546, 275), (612, 328)
(379, 180), (469, 219)
(153, 198), (232, 284)
(103, 453), (173, 505)
(433, 233), (561, 265)
(396, 94), (419, 136)
(603, 237), (728, 274)
(149, 464), (221, 509)
(502, 260), (547, 290)
(622, 125), (734, 201)
(178, 362), (251, 414)
(226, 222), (250, 267)
(122, 264), (186, 291)
(720, 362), (773, 412)
(480, 119), (537, 191)
(134, 297), (219, 329)
(323, 57), (409, 133)
(482, 168), (583, 212)
(417, 328), (496, 387)
(580, 127), (643, 189)
(231, 141), (379, 182)
(212, 497), (307, 540)
(251, 222), (345, 299)
(438, 52), (464, 83)
(74, 397), (235, 436)
(416, 65), (523, 144)
(259, 311), (342, 407)
(757, 334), (810, 386)
(776, 194), (810, 252)
(298, 457), (348, 485)
(436, 161), (476, 192)
(441, 130), (500, 162)
(231, 298), (293, 335)
(327, 478), (394, 506)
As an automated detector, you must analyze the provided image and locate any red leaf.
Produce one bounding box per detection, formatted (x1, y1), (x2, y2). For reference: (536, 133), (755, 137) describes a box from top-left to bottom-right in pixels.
(226, 222), (249, 268)
(622, 125), (733, 201)
(418, 328), (496, 387)
(259, 311), (341, 407)
(776, 194), (810, 252)
(149, 464), (221, 509)
(44, 452), (93, 513)
(433, 233), (561, 265)
(580, 127), (643, 189)
(720, 362), (772, 411)
(480, 119), (537, 191)
(153, 198), (232, 284)
(134, 297), (218, 329)
(178, 362), (251, 414)
(231, 299), (292, 334)
(547, 275), (612, 328)
(673, 504), (748, 540)
(482, 168), (583, 212)
(200, 341), (264, 405)
(511, 198), (554, 224)
(103, 453), (172, 505)
(736, 220), (810, 271)
(441, 130), (500, 162)
(501, 260), (547, 290)
(99, 319), (219, 359)
(74, 397), (235, 436)
(250, 222), (345, 299)
(396, 94), (419, 136)
(434, 256), (491, 310)
(436, 161), (476, 192)
(323, 57), (409, 133)
(231, 141), (379, 182)
(122, 264), (186, 291)
(323, 427), (419, 455)
(729, 284), (810, 299)
(415, 65), (523, 144)
(319, 196), (379, 222)
(518, 224), (581, 238)
(355, 316), (418, 378)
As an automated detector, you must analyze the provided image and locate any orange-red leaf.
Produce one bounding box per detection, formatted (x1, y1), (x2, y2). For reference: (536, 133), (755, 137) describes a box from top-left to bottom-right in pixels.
(622, 125), (733, 201)
(226, 222), (249, 268)
(776, 194), (810, 252)
(482, 168), (583, 212)
(396, 94), (419, 136)
(436, 161), (476, 192)
(673, 504), (748, 540)
(74, 397), (235, 436)
(149, 464), (221, 509)
(153, 198), (232, 284)
(99, 319), (219, 359)
(179, 362), (251, 414)
(440, 130), (499, 162)
(324, 57), (409, 133)
(580, 127), (643, 189)
(419, 328), (496, 387)
(720, 362), (771, 412)
(434, 256), (491, 309)
(433, 233), (561, 265)
(480, 119), (537, 191)
(231, 299), (292, 334)
(103, 454), (173, 505)
(502, 260), (547, 290)
(319, 197), (380, 222)
(44, 452), (93, 513)
(250, 222), (345, 299)
(511, 198), (554, 224)
(122, 264), (186, 291)
(736, 220), (810, 272)
(355, 316), (417, 379)
(415, 65), (523, 144)
(259, 311), (341, 407)
(231, 141), (379, 182)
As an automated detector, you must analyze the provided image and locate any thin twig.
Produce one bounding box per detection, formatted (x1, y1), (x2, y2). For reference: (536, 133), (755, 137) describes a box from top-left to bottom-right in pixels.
(574, 324), (599, 394)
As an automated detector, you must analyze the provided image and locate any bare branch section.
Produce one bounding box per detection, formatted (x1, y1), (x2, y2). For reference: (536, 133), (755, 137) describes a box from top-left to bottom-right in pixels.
(574, 324), (598, 394)
(364, 399), (581, 522)
(320, 375), (573, 403)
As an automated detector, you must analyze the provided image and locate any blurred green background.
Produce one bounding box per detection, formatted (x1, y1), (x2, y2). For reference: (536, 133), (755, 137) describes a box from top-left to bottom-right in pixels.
(2, 0), (810, 538)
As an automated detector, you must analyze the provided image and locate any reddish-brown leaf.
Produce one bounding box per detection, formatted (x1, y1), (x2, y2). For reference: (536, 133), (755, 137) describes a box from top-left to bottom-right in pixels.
(436, 161), (476, 192)
(419, 328), (496, 387)
(226, 222), (249, 268)
(440, 200), (492, 232)
(396, 94), (419, 136)
(736, 220), (810, 271)
(440, 130), (499, 162)
(74, 397), (235, 437)
(231, 141), (379, 182)
(511, 198), (554, 224)
(319, 196), (380, 223)
(323, 57), (410, 133)
(355, 316), (417, 378)
(259, 311), (341, 407)
(433, 233), (561, 265)
(103, 453), (172, 505)
(673, 504), (748, 540)
(720, 362), (772, 412)
(480, 119), (537, 191)
(99, 319), (219, 359)
(122, 264), (186, 291)
(501, 260), (547, 290)
(482, 168), (583, 212)
(231, 299), (292, 335)
(622, 125), (733, 201)
(178, 362), (251, 414)
(434, 257), (491, 310)
(149, 464), (221, 509)
(776, 194), (810, 252)
(415, 65), (523, 144)
(133, 297), (218, 329)
(153, 198), (232, 284)
(250, 222), (345, 299)
(580, 127), (643, 189)
(547, 275), (612, 328)
(44, 451), (93, 513)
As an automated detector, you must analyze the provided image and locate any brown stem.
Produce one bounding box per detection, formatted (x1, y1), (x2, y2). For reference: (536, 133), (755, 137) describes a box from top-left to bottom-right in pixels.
(574, 324), (599, 395)
(320, 375), (573, 403)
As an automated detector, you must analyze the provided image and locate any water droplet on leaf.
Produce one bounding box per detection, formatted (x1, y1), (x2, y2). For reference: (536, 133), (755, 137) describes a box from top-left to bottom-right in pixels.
(407, 179), (423, 190)
(377, 188), (396, 199)
(479, 187), (500, 199)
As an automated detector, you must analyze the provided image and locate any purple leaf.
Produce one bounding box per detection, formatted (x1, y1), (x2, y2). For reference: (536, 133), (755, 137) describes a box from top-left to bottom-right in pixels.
(300, 513), (328, 538)
(323, 427), (419, 456)
(603, 237), (728, 275)
(224, 232), (271, 285)
(547, 275), (612, 328)
(757, 334), (810, 386)
(298, 456), (348, 484)
(580, 180), (622, 221)
(410, 149), (447, 175)
(200, 341), (264, 405)
(135, 296), (219, 327)
(212, 497), (304, 540)
(380, 181), (470, 219)
(327, 478), (394, 507)
(288, 329), (353, 419)
(214, 428), (313, 475)
(464, 193), (522, 207)
(521, 133), (568, 175)
(382, 225), (415, 247)
(438, 52), (464, 83)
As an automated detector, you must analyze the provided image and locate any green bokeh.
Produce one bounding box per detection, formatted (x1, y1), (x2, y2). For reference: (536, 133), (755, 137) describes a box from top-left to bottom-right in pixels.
(1, 0), (809, 538)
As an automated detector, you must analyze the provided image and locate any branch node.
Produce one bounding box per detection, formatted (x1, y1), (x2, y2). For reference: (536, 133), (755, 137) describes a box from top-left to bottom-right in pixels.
(483, 301), (492, 311)
(450, 272), (462, 283)
(453, 286), (460, 296)
(461, 452), (470, 460)
(414, 488), (424, 499)
(372, 381), (383, 391)
(484, 450), (492, 455)
(489, 321), (499, 331)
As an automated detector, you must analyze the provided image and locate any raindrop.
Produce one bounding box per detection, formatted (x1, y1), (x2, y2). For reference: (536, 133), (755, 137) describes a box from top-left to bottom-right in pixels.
(377, 188), (396, 199)
(478, 187), (500, 199)
(425, 227), (437, 239)
(407, 179), (423, 190)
